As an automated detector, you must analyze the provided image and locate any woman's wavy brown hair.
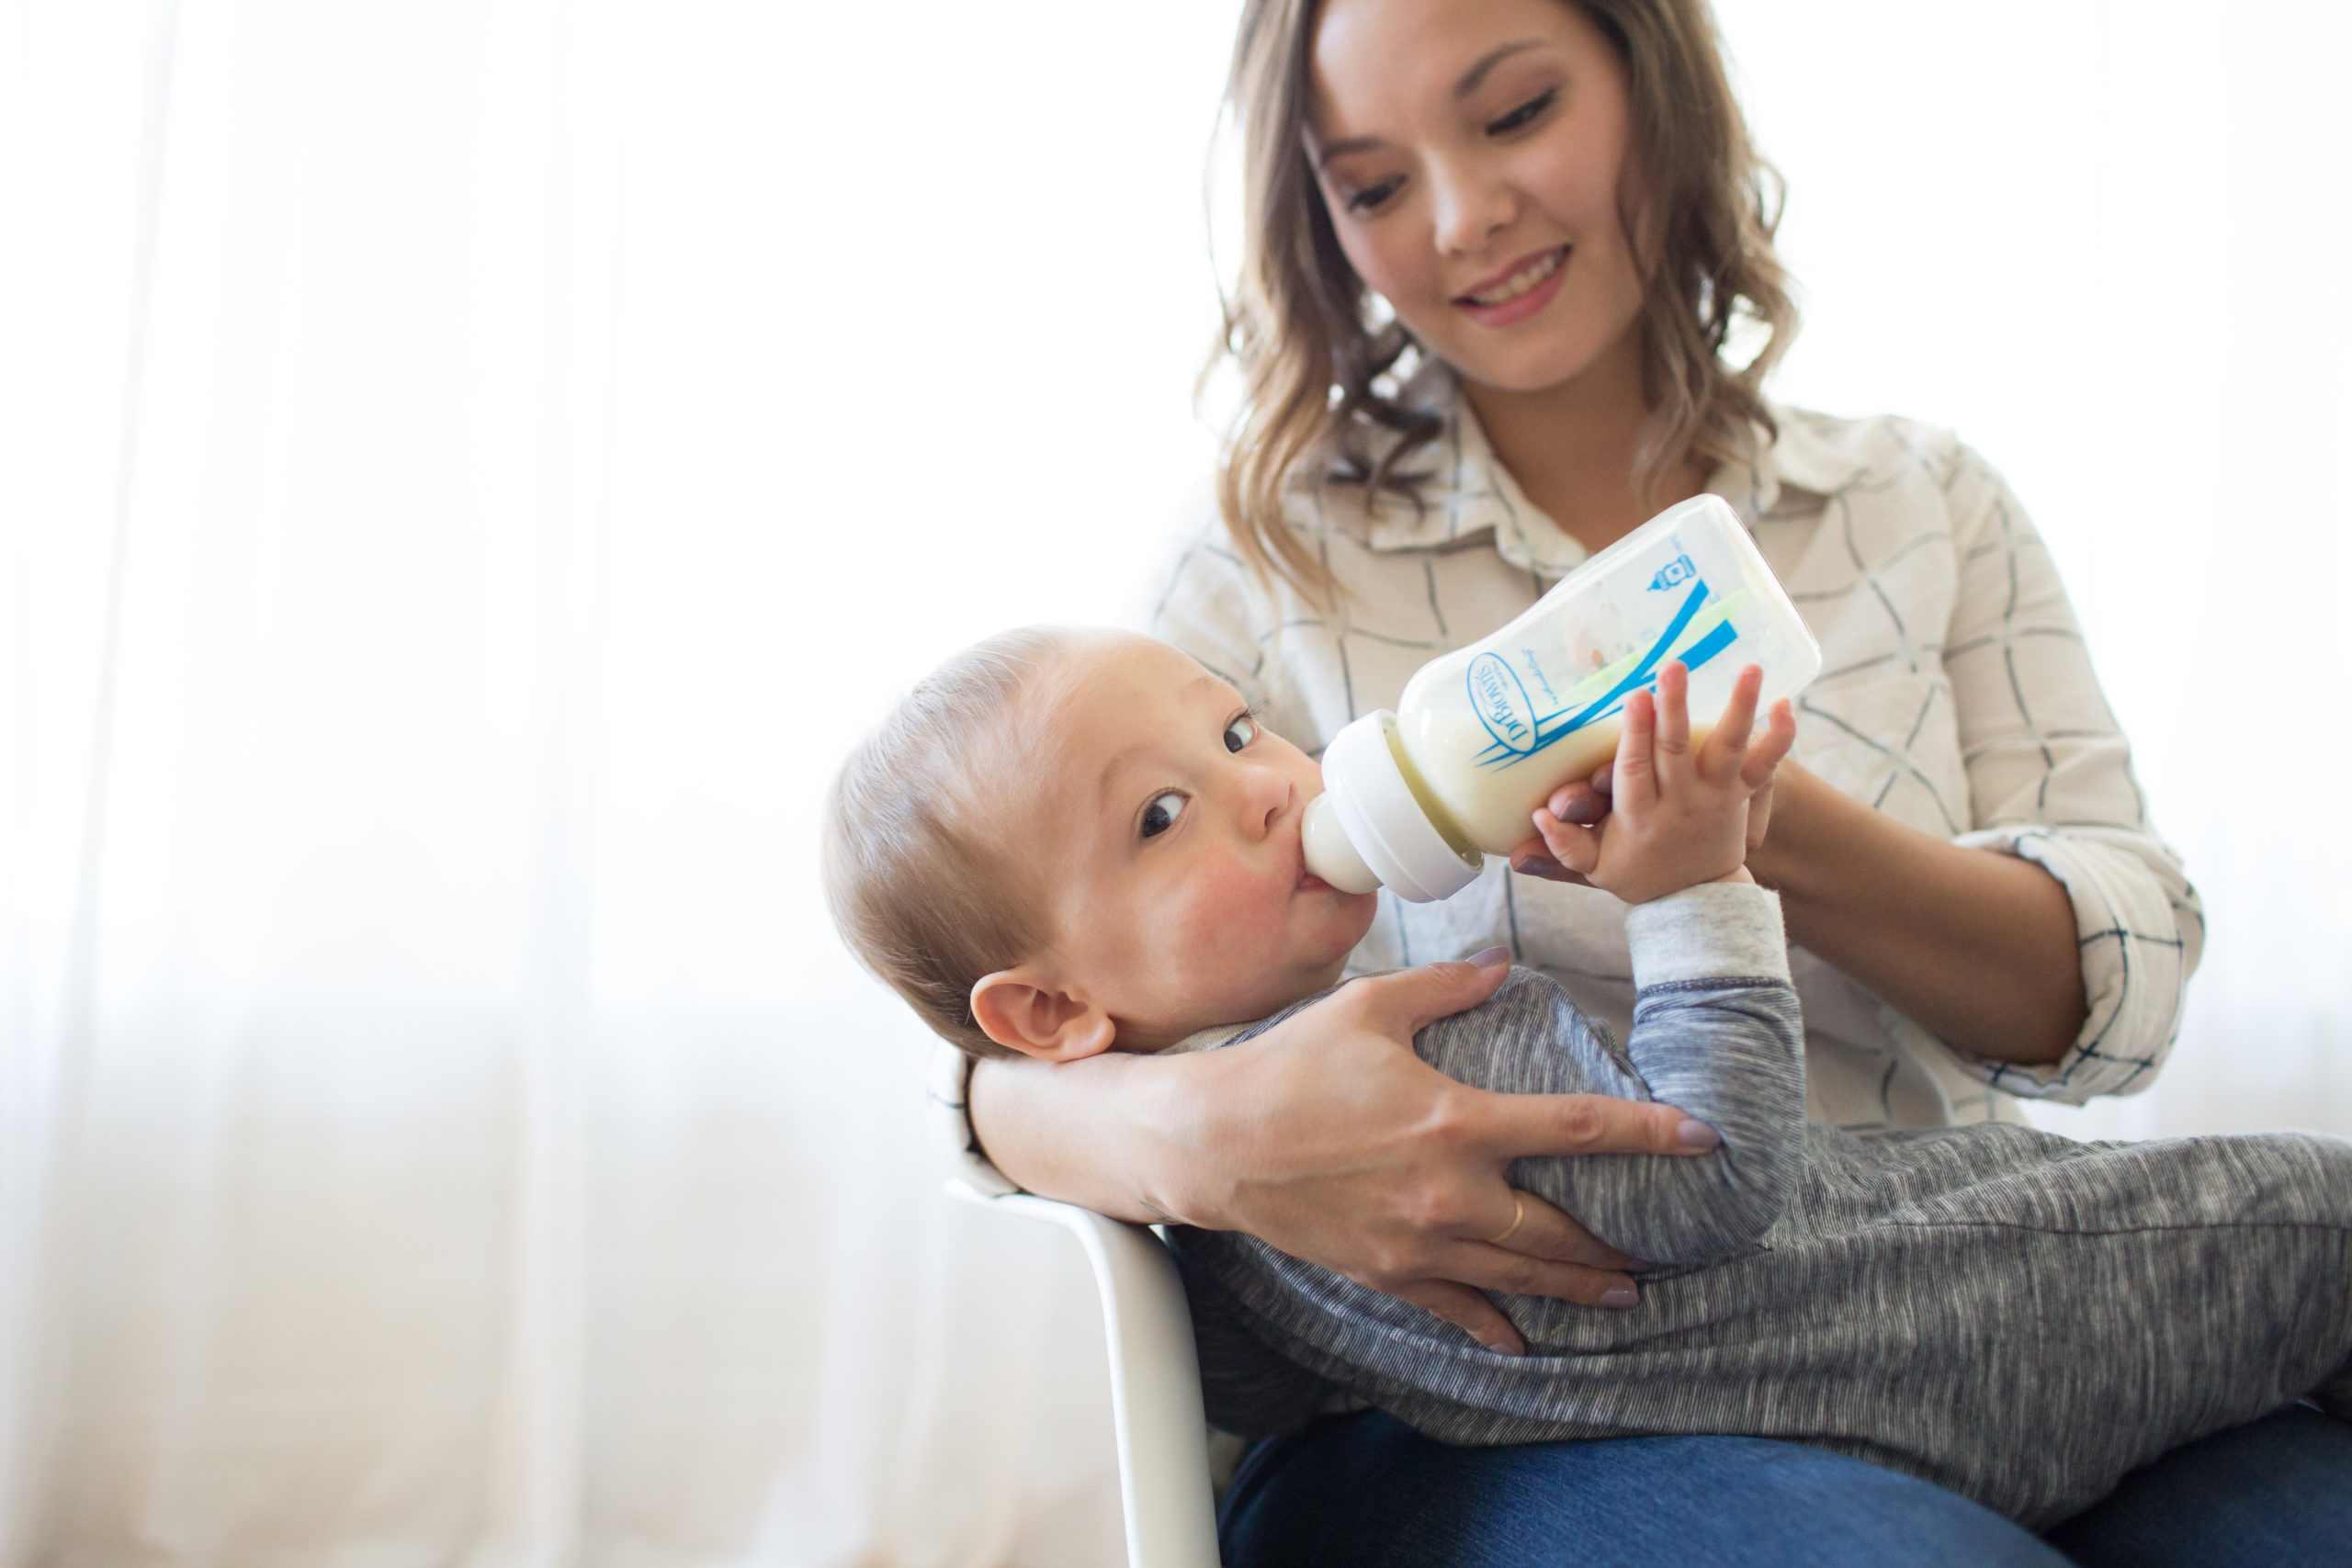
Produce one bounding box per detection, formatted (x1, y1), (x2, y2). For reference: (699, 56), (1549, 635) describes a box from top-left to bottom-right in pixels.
(1212, 0), (1797, 602)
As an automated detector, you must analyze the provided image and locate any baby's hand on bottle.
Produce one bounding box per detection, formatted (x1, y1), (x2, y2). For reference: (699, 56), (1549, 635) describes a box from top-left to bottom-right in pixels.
(1530, 662), (1795, 905)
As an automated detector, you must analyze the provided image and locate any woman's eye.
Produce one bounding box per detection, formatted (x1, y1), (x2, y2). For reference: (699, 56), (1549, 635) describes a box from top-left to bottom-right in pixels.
(1223, 715), (1259, 753)
(1140, 791), (1187, 840)
(1344, 177), (1402, 214)
(1487, 87), (1556, 136)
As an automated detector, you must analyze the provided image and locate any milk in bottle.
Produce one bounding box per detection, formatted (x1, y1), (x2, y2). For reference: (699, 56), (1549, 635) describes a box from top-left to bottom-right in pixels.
(1300, 493), (1821, 902)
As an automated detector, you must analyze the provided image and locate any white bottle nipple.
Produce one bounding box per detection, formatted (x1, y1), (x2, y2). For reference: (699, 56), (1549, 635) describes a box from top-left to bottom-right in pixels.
(1309, 713), (1484, 904)
(1303, 794), (1381, 895)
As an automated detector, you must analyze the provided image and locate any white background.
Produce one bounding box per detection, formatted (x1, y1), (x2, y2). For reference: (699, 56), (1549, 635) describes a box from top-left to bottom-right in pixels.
(1, 3), (2345, 1564)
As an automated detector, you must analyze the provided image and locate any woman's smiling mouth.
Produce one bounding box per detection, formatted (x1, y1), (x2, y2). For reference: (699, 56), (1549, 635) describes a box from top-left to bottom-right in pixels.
(1453, 245), (1570, 327)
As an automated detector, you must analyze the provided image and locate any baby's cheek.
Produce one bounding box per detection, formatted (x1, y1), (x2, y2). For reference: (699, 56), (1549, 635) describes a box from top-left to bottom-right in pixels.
(1166, 863), (1291, 965)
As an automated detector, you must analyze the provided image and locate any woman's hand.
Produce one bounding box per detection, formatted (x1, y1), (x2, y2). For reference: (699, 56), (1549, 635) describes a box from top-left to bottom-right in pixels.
(1183, 955), (1723, 1354)
(973, 952), (1718, 1357)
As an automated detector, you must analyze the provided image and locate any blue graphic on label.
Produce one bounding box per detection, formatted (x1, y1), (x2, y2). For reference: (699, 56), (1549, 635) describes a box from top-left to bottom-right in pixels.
(1468, 654), (1536, 753)
(1469, 578), (1741, 768)
(1649, 553), (1696, 592)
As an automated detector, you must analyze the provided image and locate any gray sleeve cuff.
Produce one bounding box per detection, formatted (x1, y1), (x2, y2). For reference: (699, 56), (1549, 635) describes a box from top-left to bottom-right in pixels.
(1624, 881), (1791, 989)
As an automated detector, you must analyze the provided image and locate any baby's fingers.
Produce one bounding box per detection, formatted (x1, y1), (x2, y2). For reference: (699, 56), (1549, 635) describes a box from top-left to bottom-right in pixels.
(1651, 662), (1693, 778)
(1739, 697), (1798, 791)
(1613, 687), (1659, 809)
(1697, 664), (1763, 784)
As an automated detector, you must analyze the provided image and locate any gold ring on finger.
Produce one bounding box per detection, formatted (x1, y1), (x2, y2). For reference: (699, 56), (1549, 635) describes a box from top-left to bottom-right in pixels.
(1484, 1191), (1528, 1247)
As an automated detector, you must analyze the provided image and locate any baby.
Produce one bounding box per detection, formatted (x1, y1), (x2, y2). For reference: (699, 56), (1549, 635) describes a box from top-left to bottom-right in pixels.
(825, 626), (2352, 1528)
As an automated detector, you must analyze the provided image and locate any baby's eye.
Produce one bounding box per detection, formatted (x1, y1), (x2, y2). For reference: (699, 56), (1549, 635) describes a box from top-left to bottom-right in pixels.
(1223, 715), (1259, 753)
(1140, 791), (1188, 840)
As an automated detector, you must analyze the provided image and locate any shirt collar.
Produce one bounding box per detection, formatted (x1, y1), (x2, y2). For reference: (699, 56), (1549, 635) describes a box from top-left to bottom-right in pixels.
(1309, 363), (1871, 571)
(1163, 1022), (1250, 1055)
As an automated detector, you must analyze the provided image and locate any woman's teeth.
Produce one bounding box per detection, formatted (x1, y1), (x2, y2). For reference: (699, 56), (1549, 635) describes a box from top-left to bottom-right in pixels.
(1464, 248), (1565, 306)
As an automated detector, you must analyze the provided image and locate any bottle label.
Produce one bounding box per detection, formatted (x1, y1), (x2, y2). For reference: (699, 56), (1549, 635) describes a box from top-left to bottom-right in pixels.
(1468, 577), (1747, 769)
(1648, 553), (1698, 592)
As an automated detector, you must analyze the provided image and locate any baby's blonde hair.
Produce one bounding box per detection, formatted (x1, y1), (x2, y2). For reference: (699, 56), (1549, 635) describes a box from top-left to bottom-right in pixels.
(822, 626), (1084, 1057)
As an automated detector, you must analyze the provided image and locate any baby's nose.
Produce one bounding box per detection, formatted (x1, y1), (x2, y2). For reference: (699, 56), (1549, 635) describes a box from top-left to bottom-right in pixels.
(1242, 765), (1293, 839)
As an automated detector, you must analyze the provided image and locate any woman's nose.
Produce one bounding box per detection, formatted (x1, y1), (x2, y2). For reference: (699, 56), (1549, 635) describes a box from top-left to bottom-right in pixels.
(1430, 158), (1517, 258)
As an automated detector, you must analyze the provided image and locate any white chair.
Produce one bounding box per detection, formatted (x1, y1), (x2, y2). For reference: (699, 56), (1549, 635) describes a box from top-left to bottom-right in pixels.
(945, 1180), (1223, 1568)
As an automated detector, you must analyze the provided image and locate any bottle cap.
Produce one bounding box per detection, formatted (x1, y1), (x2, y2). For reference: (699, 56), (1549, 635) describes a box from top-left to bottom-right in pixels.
(1309, 711), (1483, 904)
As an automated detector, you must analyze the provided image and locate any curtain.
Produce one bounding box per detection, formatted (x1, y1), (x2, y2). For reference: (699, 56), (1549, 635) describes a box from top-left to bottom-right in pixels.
(0, 3), (2343, 1564)
(0, 4), (1236, 1562)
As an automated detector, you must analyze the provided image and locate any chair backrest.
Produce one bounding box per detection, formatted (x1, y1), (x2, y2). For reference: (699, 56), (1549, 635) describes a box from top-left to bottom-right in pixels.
(946, 1182), (1222, 1568)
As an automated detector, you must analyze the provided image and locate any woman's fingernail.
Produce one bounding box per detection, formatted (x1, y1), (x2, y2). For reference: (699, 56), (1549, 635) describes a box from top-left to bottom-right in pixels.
(1678, 1119), (1722, 1150)
(1563, 797), (1603, 824)
(1600, 1285), (1639, 1310)
(1485, 1336), (1524, 1357)
(1467, 946), (1511, 968)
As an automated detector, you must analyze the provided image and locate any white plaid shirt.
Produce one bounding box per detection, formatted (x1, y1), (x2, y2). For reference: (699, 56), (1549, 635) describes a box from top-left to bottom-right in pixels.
(934, 371), (2202, 1191)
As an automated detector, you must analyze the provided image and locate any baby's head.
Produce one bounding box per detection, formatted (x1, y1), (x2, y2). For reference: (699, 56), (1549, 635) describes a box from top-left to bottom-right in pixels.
(825, 627), (1378, 1059)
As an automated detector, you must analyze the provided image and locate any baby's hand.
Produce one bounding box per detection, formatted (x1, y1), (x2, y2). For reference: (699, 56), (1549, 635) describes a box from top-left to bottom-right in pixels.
(1530, 662), (1795, 905)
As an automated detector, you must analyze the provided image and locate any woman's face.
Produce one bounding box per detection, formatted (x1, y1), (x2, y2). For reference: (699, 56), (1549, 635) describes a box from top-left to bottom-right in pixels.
(1306, 0), (1646, 397)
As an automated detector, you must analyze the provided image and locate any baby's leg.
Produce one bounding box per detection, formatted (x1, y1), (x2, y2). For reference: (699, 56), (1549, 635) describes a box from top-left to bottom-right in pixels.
(1849, 1125), (2352, 1522)
(1485, 1122), (2352, 1528)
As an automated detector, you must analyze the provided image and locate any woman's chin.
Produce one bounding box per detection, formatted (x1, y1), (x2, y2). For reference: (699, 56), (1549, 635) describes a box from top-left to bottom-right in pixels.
(1418, 308), (1640, 402)
(1449, 342), (1611, 398)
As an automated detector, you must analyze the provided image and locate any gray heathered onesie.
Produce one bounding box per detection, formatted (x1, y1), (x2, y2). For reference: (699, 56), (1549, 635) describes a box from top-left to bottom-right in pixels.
(1168, 882), (2352, 1528)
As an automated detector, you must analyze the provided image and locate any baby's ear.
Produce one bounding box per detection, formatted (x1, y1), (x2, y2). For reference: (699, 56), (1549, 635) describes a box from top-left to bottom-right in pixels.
(970, 968), (1116, 1061)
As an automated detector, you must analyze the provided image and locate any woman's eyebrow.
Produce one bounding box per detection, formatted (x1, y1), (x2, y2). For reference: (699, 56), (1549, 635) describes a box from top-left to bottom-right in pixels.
(1453, 39), (1544, 100)
(1312, 39), (1548, 167)
(1315, 133), (1383, 167)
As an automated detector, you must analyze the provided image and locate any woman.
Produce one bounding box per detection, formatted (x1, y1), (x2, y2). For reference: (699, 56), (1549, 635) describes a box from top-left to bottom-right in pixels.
(935, 0), (2352, 1562)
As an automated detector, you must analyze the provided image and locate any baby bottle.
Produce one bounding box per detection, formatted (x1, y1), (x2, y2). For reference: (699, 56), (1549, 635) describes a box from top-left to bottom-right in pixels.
(1301, 493), (1822, 902)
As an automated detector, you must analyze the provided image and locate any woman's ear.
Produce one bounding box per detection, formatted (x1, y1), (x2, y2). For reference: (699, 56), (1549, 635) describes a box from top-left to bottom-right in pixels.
(969, 968), (1116, 1061)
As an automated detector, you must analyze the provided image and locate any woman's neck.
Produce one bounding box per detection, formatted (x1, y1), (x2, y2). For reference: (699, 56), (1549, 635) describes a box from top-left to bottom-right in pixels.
(1458, 332), (1708, 558)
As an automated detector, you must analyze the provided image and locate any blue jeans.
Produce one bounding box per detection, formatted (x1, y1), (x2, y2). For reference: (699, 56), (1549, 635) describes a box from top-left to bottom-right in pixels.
(1220, 1405), (2352, 1568)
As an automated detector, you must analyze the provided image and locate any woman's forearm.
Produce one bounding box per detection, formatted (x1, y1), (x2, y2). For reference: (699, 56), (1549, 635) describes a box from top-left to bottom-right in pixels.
(1747, 761), (2086, 1066)
(967, 1049), (1204, 1225)
(963, 958), (1732, 1354)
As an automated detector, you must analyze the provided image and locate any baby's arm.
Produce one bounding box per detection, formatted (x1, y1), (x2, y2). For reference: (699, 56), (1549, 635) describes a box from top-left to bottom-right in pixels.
(1424, 663), (1806, 1264)
(1413, 885), (1804, 1266)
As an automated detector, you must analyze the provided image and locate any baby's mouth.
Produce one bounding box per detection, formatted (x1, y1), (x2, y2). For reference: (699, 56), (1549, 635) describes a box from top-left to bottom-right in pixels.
(1456, 245), (1568, 308)
(1291, 817), (1332, 894)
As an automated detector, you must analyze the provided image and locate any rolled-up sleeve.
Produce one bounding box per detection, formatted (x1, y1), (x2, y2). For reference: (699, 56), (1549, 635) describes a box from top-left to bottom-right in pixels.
(928, 1043), (1021, 1194)
(1939, 448), (2205, 1102)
